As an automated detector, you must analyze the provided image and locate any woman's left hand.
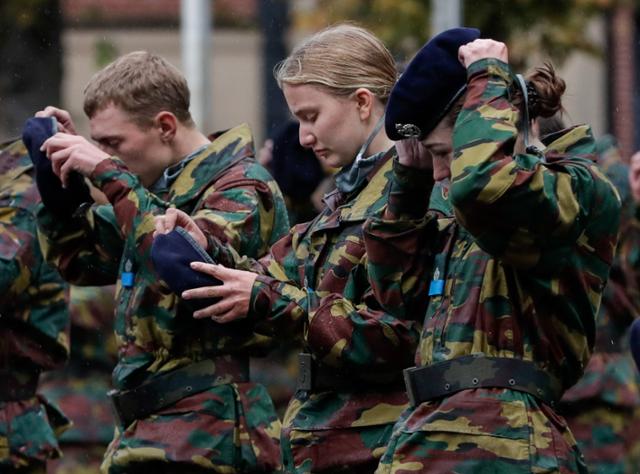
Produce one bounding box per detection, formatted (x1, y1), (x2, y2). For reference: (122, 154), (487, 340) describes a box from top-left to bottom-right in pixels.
(182, 262), (257, 322)
(458, 39), (508, 68)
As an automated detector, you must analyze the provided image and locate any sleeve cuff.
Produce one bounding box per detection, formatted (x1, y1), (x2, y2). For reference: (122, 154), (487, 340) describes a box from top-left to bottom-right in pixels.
(249, 275), (275, 320)
(466, 57), (512, 84)
(386, 157), (433, 219)
(91, 157), (127, 183)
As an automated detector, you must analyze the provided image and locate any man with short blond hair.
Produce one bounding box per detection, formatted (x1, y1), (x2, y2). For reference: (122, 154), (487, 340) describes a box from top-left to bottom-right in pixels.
(30, 50), (289, 473)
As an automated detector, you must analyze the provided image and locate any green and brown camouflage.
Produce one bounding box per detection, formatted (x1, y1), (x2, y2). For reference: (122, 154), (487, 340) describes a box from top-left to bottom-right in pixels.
(37, 124), (289, 472)
(373, 58), (621, 472)
(41, 285), (117, 474)
(0, 139), (70, 471)
(213, 149), (425, 473)
(559, 137), (640, 473)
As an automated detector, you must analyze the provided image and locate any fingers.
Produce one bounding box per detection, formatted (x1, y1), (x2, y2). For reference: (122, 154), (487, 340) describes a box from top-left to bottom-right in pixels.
(153, 208), (180, 237)
(173, 208), (195, 227)
(458, 39), (508, 67)
(166, 208), (178, 231)
(192, 297), (237, 319)
(49, 146), (74, 181)
(182, 281), (224, 300)
(41, 133), (77, 155)
(35, 106), (77, 135)
(56, 150), (79, 188)
(189, 261), (228, 278)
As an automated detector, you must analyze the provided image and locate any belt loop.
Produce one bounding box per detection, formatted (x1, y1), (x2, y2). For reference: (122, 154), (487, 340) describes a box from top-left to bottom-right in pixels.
(403, 367), (418, 407)
(297, 353), (313, 391)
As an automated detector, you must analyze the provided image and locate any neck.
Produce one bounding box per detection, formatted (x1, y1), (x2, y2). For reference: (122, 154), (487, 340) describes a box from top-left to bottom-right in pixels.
(168, 125), (211, 166)
(361, 112), (393, 157)
(366, 128), (394, 156)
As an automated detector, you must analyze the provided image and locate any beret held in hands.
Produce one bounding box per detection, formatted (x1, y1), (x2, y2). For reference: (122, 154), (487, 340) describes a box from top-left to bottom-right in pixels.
(22, 117), (92, 216)
(151, 226), (222, 311)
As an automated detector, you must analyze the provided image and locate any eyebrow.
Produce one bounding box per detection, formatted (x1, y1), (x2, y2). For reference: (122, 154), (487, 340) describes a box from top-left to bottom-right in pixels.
(291, 107), (315, 118)
(91, 133), (121, 143)
(424, 142), (449, 149)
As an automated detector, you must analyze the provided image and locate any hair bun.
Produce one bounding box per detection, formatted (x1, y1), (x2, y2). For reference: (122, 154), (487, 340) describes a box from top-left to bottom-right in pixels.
(527, 62), (565, 118)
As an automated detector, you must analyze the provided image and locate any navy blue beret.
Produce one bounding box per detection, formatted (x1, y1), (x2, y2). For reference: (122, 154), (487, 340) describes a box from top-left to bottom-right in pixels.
(385, 27), (481, 141)
(22, 117), (92, 216)
(151, 226), (222, 311)
(631, 318), (640, 373)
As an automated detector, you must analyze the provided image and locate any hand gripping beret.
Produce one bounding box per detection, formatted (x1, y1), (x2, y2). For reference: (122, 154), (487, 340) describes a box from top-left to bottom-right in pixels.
(385, 27), (480, 141)
(22, 117), (92, 216)
(151, 226), (222, 311)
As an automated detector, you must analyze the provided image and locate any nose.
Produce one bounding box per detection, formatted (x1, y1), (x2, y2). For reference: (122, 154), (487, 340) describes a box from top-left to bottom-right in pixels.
(432, 158), (452, 182)
(97, 143), (113, 155)
(299, 125), (315, 148)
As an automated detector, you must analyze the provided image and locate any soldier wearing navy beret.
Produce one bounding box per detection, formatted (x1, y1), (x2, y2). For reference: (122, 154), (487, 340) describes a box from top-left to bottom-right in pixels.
(370, 28), (621, 472)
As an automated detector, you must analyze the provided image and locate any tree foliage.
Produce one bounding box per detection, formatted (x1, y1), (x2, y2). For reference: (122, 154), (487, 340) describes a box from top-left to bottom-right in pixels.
(294, 0), (626, 66)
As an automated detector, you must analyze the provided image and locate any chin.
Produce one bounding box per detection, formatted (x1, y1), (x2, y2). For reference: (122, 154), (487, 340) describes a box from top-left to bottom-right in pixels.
(325, 155), (351, 169)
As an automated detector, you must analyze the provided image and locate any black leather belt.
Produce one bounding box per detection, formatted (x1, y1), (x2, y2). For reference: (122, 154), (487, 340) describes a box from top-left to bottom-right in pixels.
(296, 352), (404, 392)
(403, 355), (563, 407)
(0, 369), (40, 401)
(109, 356), (249, 428)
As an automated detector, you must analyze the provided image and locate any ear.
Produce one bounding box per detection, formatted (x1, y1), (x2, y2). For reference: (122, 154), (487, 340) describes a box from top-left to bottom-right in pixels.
(154, 111), (179, 143)
(353, 88), (375, 121)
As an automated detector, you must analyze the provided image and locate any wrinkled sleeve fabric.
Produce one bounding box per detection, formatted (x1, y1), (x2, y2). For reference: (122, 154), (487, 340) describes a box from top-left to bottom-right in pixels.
(364, 158), (436, 321)
(37, 199), (124, 286)
(194, 168), (289, 264)
(246, 217), (422, 373)
(449, 58), (621, 269)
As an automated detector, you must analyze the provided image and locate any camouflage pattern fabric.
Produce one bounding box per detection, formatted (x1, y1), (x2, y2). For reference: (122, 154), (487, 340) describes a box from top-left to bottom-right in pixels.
(41, 285), (117, 474)
(0, 139), (70, 471)
(559, 138), (640, 473)
(213, 149), (426, 473)
(37, 124), (289, 473)
(372, 58), (621, 473)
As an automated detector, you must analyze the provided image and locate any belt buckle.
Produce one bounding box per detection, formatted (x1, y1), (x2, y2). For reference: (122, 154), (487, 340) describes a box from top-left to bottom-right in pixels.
(297, 353), (313, 391)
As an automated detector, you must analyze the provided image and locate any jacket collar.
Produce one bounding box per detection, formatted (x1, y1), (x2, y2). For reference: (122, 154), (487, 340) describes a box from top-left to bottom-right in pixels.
(167, 123), (255, 206)
(541, 124), (597, 161)
(319, 147), (395, 225)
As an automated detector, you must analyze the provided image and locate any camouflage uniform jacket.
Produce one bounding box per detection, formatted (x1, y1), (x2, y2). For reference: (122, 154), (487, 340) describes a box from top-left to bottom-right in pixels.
(374, 59), (621, 473)
(37, 124), (290, 472)
(40, 285), (118, 445)
(214, 149), (425, 472)
(0, 139), (70, 469)
(562, 142), (640, 409)
(558, 142), (640, 473)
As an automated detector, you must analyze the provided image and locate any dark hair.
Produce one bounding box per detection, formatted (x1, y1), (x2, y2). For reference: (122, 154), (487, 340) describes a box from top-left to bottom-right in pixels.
(444, 61), (565, 129)
(518, 62), (566, 119)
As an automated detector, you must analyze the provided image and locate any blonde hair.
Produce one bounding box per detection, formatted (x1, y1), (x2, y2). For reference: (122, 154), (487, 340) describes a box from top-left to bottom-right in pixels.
(274, 24), (397, 103)
(83, 51), (194, 127)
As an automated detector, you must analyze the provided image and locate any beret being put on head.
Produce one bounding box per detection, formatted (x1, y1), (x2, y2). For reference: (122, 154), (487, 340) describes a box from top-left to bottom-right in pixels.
(385, 27), (481, 141)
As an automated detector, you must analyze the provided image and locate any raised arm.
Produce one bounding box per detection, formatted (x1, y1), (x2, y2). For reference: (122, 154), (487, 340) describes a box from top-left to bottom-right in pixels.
(450, 42), (620, 268)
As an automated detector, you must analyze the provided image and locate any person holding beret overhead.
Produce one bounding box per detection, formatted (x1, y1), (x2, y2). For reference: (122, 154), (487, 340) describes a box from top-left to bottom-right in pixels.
(370, 29), (621, 472)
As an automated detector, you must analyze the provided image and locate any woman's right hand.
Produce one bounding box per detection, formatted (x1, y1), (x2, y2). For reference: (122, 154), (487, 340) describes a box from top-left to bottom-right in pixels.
(154, 208), (208, 250)
(35, 106), (78, 135)
(458, 39), (508, 69)
(396, 138), (433, 169)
